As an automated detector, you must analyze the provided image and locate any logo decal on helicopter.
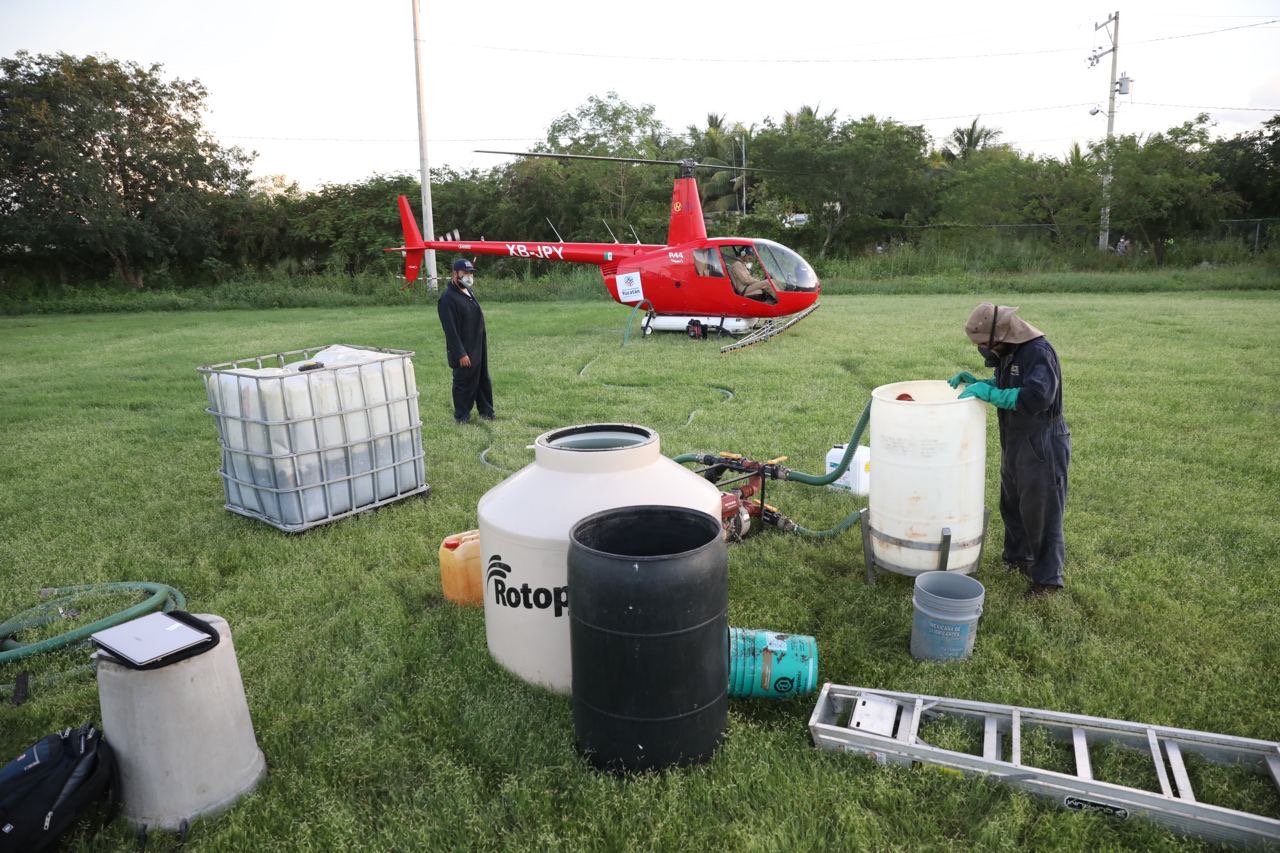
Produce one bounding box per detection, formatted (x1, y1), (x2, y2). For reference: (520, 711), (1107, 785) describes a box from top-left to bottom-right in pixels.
(505, 243), (566, 260)
(668, 251), (685, 264)
(616, 271), (644, 303)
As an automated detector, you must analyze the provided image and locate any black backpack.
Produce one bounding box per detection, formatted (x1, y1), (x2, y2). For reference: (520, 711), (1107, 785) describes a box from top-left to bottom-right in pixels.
(0, 724), (117, 852)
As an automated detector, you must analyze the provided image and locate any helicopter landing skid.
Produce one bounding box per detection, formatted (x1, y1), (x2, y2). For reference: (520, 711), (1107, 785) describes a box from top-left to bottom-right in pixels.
(720, 302), (821, 353)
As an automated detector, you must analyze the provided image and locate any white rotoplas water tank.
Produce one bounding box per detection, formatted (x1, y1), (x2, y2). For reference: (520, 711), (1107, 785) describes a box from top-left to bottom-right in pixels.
(868, 380), (987, 575)
(96, 614), (266, 831)
(477, 424), (723, 694)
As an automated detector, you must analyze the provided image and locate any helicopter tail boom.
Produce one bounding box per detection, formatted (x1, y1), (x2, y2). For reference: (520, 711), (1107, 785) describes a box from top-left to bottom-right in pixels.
(413, 239), (651, 266)
(385, 196), (659, 282)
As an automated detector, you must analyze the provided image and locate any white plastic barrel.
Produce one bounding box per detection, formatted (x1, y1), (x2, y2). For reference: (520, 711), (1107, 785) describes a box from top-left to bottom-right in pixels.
(477, 424), (723, 695)
(868, 380), (986, 575)
(96, 615), (266, 831)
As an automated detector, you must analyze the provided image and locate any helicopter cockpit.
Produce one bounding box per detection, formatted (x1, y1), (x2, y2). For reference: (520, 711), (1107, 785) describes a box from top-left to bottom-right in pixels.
(752, 240), (819, 292)
(703, 241), (818, 302)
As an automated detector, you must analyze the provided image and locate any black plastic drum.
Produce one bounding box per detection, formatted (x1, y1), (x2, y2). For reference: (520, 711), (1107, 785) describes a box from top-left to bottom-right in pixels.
(568, 505), (728, 772)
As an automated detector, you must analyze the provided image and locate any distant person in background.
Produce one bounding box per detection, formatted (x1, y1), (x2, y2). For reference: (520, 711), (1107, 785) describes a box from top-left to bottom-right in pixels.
(1115, 236), (1129, 256)
(948, 303), (1070, 598)
(437, 258), (495, 424)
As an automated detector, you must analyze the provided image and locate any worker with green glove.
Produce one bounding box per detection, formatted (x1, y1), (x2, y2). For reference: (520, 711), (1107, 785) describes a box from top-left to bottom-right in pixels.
(948, 303), (1070, 597)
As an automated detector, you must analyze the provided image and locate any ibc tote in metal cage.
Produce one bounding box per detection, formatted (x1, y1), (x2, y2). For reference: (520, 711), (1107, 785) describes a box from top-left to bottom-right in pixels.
(197, 344), (430, 532)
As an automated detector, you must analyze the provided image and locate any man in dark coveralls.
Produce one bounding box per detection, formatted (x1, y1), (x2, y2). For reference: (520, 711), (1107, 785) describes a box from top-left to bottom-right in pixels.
(437, 258), (494, 424)
(948, 303), (1070, 597)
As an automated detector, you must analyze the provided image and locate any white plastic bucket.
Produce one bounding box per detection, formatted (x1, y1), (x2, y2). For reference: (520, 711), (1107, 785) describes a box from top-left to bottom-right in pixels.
(910, 572), (986, 661)
(96, 614), (266, 830)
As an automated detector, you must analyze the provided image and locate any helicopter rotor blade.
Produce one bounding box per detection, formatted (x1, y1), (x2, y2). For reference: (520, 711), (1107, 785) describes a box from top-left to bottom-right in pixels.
(477, 149), (679, 167)
(475, 149), (770, 173)
(693, 161), (771, 174)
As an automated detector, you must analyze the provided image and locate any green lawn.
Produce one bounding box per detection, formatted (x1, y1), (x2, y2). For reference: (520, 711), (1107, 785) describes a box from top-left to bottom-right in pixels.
(2, 290), (1278, 851)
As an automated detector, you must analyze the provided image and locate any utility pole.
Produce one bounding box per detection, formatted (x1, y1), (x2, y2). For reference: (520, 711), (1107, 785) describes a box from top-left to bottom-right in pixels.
(739, 135), (747, 216)
(1090, 11), (1120, 252)
(410, 0), (438, 290)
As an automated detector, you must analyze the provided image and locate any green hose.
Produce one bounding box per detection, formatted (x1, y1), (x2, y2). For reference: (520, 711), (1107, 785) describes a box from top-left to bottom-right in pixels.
(784, 401), (871, 535)
(792, 508), (864, 538)
(0, 582), (186, 666)
(671, 399), (874, 538)
(621, 299), (656, 347)
(784, 399), (873, 486)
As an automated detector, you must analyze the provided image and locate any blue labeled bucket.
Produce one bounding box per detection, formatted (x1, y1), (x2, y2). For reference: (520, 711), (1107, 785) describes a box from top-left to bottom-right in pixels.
(910, 571), (985, 661)
(728, 628), (818, 698)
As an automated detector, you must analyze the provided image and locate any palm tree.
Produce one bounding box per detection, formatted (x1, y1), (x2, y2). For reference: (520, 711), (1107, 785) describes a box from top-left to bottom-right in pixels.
(782, 104), (836, 130)
(1065, 141), (1089, 170)
(943, 117), (1003, 162)
(686, 113), (746, 214)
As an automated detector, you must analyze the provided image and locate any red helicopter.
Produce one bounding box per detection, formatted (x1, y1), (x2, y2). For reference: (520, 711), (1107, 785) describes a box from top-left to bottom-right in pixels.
(387, 152), (821, 351)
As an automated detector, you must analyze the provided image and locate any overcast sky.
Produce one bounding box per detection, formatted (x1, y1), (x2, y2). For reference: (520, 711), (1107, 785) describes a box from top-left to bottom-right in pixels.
(4, 0), (1278, 189)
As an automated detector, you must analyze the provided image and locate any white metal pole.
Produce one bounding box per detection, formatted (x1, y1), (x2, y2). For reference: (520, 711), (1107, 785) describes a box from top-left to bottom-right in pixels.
(411, 0), (438, 290)
(1098, 11), (1120, 252)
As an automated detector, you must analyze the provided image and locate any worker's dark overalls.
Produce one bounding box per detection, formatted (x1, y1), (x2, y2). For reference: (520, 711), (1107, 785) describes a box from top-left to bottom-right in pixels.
(994, 336), (1071, 587)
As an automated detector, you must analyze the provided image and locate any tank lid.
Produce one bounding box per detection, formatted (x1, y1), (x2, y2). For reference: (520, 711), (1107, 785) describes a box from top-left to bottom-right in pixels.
(532, 423), (660, 473)
(873, 380), (973, 406)
(537, 423), (655, 452)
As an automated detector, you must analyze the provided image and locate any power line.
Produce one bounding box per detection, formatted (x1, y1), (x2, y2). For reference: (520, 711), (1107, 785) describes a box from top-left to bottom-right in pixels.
(470, 19), (1276, 65)
(1128, 102), (1279, 113)
(899, 103), (1094, 122)
(221, 135), (541, 144)
(215, 101), (1276, 149)
(1135, 18), (1278, 43)
(475, 43), (1079, 64)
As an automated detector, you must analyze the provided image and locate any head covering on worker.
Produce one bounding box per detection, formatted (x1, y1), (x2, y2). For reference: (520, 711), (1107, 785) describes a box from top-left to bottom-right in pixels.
(452, 258), (476, 273)
(964, 302), (1044, 347)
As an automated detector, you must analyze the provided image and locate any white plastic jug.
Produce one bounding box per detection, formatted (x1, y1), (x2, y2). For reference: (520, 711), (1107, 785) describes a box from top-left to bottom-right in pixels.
(825, 444), (871, 495)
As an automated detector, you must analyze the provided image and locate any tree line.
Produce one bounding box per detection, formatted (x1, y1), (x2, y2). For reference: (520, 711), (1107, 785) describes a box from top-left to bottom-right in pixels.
(2, 51), (1277, 292)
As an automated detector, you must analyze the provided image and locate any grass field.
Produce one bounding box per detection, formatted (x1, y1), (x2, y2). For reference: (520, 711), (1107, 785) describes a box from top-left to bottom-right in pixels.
(3, 261), (1277, 315)
(2, 289), (1279, 851)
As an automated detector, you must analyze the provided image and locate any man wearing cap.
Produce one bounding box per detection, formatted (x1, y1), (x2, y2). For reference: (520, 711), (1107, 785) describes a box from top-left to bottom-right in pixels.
(727, 247), (774, 301)
(948, 304), (1070, 597)
(437, 258), (495, 424)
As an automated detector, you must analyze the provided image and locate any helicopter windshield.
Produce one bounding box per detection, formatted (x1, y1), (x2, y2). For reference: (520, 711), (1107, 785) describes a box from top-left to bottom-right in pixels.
(753, 240), (818, 292)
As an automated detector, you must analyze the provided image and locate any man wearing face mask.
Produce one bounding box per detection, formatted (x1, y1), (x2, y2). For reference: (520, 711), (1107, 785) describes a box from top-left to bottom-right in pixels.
(437, 258), (494, 424)
(728, 249), (773, 301)
(947, 303), (1070, 597)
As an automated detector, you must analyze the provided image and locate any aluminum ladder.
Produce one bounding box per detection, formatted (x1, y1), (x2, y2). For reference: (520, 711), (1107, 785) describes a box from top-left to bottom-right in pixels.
(809, 683), (1280, 847)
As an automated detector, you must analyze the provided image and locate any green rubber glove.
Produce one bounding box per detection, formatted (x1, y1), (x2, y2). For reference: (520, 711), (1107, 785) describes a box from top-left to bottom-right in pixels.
(958, 382), (1019, 411)
(947, 371), (990, 389)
